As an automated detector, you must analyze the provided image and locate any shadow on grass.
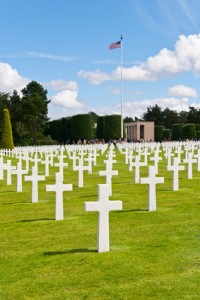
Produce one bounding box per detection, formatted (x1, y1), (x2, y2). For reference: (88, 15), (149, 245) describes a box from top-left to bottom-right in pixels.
(0, 190), (18, 194)
(19, 218), (55, 223)
(1, 201), (31, 205)
(116, 208), (148, 213)
(43, 248), (97, 256)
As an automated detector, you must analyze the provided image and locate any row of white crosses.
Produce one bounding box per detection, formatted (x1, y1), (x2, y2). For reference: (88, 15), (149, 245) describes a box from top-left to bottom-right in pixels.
(85, 144), (122, 252)
(118, 140), (200, 211)
(1, 144), (121, 253)
(1, 141), (200, 252)
(0, 144), (122, 252)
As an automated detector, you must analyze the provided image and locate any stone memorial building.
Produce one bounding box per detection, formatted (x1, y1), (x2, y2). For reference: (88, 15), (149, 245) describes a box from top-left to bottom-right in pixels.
(124, 121), (154, 142)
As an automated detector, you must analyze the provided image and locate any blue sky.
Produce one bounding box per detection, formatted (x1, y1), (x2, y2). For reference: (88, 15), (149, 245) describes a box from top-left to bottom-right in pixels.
(1, 0), (200, 120)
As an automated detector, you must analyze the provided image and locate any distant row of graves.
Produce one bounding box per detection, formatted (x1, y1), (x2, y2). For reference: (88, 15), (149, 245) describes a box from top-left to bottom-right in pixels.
(1, 141), (200, 252)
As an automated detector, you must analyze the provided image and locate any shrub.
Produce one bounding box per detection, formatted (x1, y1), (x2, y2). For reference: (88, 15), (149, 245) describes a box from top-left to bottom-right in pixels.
(0, 109), (14, 149)
(171, 124), (184, 141)
(71, 114), (94, 140)
(96, 116), (105, 139)
(104, 115), (121, 141)
(162, 128), (171, 141)
(182, 124), (196, 140)
(154, 126), (164, 142)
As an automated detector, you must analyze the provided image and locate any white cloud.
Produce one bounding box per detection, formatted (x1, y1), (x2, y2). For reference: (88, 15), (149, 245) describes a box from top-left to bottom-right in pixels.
(78, 69), (110, 85)
(45, 79), (83, 110)
(51, 90), (83, 109)
(95, 97), (190, 119)
(0, 62), (28, 93)
(108, 87), (121, 95)
(177, 0), (198, 30)
(123, 97), (190, 118)
(27, 52), (79, 62)
(168, 85), (198, 98)
(45, 80), (78, 92)
(146, 48), (182, 75)
(50, 80), (83, 110)
(78, 33), (200, 84)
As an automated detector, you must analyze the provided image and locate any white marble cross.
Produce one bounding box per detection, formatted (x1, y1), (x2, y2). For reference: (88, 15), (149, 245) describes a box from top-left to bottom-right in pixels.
(71, 151), (79, 171)
(54, 155), (68, 181)
(24, 166), (46, 203)
(174, 147), (184, 164)
(5, 160), (16, 185)
(90, 149), (99, 166)
(124, 147), (130, 164)
(183, 152), (197, 179)
(31, 153), (41, 172)
(140, 166), (164, 211)
(41, 154), (52, 176)
(99, 161), (118, 195)
(150, 151), (162, 173)
(84, 152), (93, 174)
(0, 157), (6, 180)
(74, 158), (89, 187)
(194, 149), (200, 172)
(46, 172), (73, 220)
(24, 153), (31, 173)
(140, 147), (150, 165)
(11, 160), (28, 192)
(164, 149), (174, 168)
(129, 155), (146, 183)
(167, 157), (185, 191)
(104, 153), (117, 166)
(84, 184), (122, 253)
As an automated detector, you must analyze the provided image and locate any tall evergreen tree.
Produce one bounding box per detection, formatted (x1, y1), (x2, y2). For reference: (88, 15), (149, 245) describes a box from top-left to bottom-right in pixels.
(142, 104), (163, 126)
(0, 109), (14, 149)
(9, 90), (23, 145)
(0, 92), (10, 135)
(21, 81), (50, 144)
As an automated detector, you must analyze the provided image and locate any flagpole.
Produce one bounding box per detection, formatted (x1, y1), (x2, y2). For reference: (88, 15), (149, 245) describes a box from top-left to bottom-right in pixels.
(120, 34), (124, 139)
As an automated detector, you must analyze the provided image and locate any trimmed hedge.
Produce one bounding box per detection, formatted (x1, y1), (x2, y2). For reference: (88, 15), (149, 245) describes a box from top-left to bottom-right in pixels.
(104, 115), (121, 140)
(196, 124), (200, 133)
(96, 116), (105, 139)
(71, 114), (94, 140)
(182, 124), (196, 140)
(96, 115), (122, 141)
(171, 124), (184, 141)
(0, 109), (14, 149)
(154, 126), (164, 142)
(162, 128), (171, 140)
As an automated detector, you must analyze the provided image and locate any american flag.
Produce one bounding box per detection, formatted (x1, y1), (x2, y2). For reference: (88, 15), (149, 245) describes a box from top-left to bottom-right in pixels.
(109, 40), (121, 50)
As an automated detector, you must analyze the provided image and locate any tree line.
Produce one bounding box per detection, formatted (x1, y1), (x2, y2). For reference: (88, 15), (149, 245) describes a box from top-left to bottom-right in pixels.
(1, 81), (200, 147)
(0, 81), (50, 146)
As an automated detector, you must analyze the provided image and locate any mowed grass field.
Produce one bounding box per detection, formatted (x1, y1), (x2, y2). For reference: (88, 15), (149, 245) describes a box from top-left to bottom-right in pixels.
(0, 144), (200, 300)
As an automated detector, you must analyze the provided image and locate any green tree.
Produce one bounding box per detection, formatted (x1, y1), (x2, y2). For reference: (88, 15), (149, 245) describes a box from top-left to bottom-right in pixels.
(89, 111), (99, 124)
(0, 92), (10, 135)
(21, 81), (50, 144)
(187, 107), (200, 124)
(0, 109), (14, 149)
(177, 111), (188, 124)
(124, 116), (134, 123)
(142, 104), (163, 126)
(9, 90), (23, 145)
(162, 108), (179, 129)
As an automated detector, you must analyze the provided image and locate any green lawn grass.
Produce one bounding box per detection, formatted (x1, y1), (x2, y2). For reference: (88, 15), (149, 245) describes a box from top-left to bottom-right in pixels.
(0, 145), (200, 300)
